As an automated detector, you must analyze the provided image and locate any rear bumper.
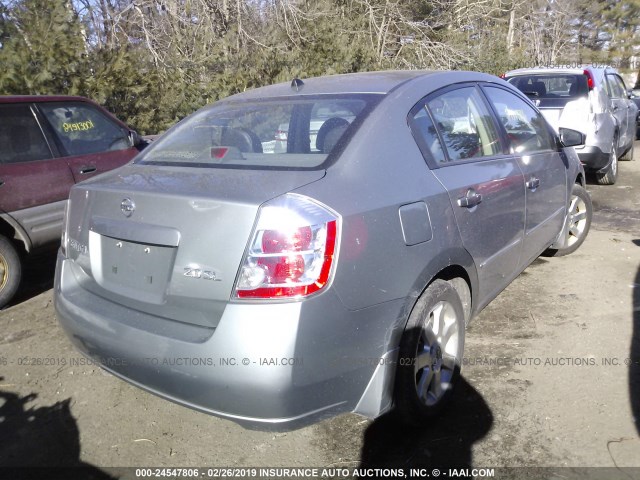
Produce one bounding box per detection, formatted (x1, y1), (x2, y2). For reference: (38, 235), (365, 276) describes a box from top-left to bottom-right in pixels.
(574, 145), (610, 171)
(54, 253), (401, 430)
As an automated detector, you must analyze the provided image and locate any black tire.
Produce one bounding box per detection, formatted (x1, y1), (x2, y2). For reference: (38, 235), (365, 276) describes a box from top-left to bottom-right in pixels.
(0, 235), (21, 308)
(544, 184), (592, 257)
(620, 140), (635, 161)
(395, 279), (465, 424)
(595, 139), (618, 185)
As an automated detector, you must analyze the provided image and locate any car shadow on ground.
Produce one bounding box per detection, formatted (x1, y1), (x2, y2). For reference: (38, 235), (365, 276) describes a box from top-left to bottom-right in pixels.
(359, 376), (492, 472)
(631, 245), (640, 435)
(0, 377), (115, 479)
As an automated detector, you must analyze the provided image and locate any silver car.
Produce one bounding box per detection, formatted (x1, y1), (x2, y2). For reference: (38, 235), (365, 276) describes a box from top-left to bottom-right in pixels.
(504, 65), (638, 185)
(55, 71), (591, 430)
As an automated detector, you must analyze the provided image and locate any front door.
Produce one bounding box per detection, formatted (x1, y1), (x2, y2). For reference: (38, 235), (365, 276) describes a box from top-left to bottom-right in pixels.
(482, 86), (567, 265)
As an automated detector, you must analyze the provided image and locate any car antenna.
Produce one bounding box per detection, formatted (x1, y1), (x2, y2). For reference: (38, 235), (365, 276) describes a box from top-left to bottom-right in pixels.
(291, 78), (304, 92)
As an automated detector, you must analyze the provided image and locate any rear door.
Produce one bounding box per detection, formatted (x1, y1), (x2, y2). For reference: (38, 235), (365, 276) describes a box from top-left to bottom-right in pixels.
(0, 103), (76, 248)
(36, 101), (137, 182)
(481, 86), (567, 266)
(410, 84), (525, 305)
(606, 73), (630, 149)
(611, 74), (636, 147)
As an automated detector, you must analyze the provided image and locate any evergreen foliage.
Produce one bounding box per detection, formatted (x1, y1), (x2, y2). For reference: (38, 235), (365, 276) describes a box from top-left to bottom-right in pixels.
(0, 0), (638, 133)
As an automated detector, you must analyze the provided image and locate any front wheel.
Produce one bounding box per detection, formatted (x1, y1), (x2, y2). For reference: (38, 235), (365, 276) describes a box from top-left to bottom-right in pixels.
(0, 235), (21, 308)
(394, 279), (465, 424)
(544, 184), (592, 257)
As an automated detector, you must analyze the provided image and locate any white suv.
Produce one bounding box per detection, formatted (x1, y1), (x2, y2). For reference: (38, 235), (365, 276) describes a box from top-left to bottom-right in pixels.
(504, 65), (637, 185)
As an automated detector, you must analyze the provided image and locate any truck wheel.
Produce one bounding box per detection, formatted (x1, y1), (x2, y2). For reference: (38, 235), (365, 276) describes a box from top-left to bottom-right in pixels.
(395, 279), (465, 424)
(0, 235), (21, 308)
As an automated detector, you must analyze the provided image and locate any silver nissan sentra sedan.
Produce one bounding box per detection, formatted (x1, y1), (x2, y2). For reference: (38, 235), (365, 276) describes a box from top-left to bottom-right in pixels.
(54, 70), (591, 430)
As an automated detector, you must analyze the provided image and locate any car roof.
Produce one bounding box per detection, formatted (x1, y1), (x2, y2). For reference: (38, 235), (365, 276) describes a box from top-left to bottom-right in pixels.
(224, 70), (440, 100)
(0, 95), (95, 104)
(222, 70), (508, 104)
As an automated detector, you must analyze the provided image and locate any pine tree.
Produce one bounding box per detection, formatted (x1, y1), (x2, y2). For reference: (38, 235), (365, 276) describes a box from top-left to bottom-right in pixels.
(0, 0), (89, 94)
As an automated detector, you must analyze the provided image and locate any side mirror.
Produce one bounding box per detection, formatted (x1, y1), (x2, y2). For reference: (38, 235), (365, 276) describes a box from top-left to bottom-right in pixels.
(128, 130), (146, 149)
(559, 128), (585, 147)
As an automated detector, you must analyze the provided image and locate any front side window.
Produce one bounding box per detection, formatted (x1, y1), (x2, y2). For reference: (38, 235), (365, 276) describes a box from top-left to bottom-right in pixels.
(137, 95), (377, 169)
(0, 104), (53, 164)
(483, 87), (555, 154)
(39, 102), (130, 157)
(425, 87), (501, 162)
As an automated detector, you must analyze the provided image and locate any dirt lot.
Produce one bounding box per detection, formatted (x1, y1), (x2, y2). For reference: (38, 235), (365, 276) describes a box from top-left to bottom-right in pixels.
(1, 142), (639, 479)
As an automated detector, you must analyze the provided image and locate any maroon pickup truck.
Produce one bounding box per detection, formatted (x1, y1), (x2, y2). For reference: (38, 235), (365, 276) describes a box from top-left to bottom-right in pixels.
(0, 96), (145, 307)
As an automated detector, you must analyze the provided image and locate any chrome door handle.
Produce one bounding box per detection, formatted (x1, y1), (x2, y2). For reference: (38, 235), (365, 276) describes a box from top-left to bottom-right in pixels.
(79, 165), (97, 174)
(457, 189), (482, 208)
(526, 177), (540, 190)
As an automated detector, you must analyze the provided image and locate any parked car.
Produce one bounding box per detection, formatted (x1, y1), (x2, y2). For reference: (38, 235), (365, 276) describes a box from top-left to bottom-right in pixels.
(0, 96), (145, 307)
(629, 88), (640, 140)
(55, 71), (591, 430)
(504, 66), (638, 184)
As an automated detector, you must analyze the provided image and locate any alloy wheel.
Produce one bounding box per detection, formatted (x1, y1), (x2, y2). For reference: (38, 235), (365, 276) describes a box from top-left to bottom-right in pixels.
(414, 300), (461, 406)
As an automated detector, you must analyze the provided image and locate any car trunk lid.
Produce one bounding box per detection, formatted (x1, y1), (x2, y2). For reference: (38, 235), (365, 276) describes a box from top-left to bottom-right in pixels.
(65, 164), (325, 328)
(530, 98), (580, 132)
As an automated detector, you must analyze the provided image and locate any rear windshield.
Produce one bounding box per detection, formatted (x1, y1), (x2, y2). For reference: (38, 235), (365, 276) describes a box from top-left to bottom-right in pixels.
(507, 74), (589, 99)
(136, 94), (380, 169)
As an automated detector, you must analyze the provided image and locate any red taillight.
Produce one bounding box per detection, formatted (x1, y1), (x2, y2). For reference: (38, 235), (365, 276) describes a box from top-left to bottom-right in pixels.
(499, 73), (506, 79)
(211, 147), (229, 159)
(262, 226), (312, 253)
(258, 255), (306, 283)
(234, 195), (340, 299)
(583, 69), (594, 90)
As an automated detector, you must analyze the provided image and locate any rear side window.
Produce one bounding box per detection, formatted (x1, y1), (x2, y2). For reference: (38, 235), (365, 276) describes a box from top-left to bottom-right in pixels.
(39, 102), (130, 157)
(410, 109), (447, 164)
(424, 87), (501, 163)
(606, 74), (626, 99)
(507, 74), (589, 99)
(0, 104), (53, 164)
(137, 95), (378, 169)
(483, 87), (556, 154)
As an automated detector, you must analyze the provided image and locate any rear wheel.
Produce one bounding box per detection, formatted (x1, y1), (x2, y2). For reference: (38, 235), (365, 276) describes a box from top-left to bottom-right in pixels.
(395, 279), (465, 423)
(595, 139), (618, 185)
(0, 235), (21, 308)
(544, 184), (592, 257)
(620, 140), (635, 161)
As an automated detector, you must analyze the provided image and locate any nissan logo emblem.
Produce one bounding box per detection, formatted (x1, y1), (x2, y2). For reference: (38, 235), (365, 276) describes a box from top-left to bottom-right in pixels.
(121, 198), (135, 217)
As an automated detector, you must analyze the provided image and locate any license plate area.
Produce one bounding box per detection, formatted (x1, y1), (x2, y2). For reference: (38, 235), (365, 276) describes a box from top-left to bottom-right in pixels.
(94, 234), (177, 304)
